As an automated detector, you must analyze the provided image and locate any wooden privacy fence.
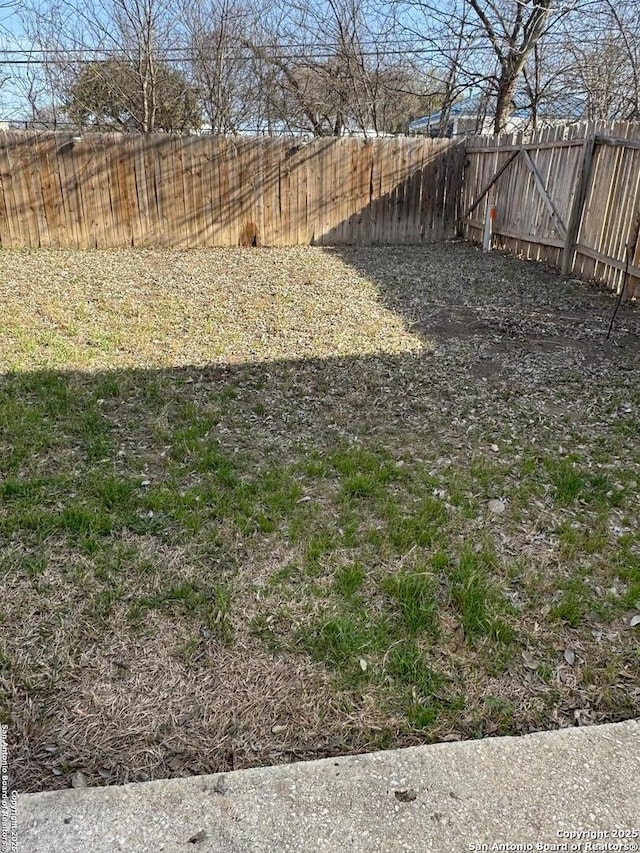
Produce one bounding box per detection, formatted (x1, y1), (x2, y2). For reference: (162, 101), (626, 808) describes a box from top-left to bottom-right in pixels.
(462, 121), (640, 298)
(0, 131), (464, 248)
(4, 122), (640, 300)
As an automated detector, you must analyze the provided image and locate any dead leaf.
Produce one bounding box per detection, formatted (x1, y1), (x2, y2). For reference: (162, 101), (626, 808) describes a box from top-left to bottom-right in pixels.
(394, 789), (417, 802)
(522, 651), (539, 670)
(213, 776), (227, 795)
(630, 614), (640, 628)
(71, 771), (87, 789)
(563, 647), (576, 666)
(271, 724), (287, 734)
(188, 830), (206, 844)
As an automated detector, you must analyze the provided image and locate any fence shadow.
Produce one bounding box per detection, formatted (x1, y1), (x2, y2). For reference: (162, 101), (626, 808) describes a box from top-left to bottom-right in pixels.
(324, 242), (640, 362)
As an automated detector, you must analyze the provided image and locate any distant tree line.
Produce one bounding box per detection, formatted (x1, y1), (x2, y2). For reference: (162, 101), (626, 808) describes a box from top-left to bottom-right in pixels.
(7, 0), (640, 135)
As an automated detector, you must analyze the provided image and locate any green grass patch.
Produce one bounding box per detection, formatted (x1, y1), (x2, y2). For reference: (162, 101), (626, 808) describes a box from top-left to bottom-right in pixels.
(333, 563), (366, 599)
(298, 611), (390, 678)
(447, 549), (506, 640)
(545, 458), (624, 508)
(385, 496), (447, 552)
(386, 641), (458, 728)
(381, 569), (439, 637)
(550, 576), (601, 627)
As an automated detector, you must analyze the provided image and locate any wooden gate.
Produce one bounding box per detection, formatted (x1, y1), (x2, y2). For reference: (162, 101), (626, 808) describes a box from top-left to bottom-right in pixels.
(461, 122), (640, 298)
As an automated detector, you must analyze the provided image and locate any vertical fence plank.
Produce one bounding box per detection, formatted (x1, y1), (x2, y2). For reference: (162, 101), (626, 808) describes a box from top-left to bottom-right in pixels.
(106, 135), (125, 246)
(0, 134), (12, 247)
(9, 134), (35, 246)
(561, 132), (596, 275)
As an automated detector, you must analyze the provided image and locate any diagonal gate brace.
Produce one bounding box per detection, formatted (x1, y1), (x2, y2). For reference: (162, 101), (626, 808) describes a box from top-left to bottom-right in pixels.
(464, 147), (567, 240)
(463, 150), (519, 218)
(519, 149), (567, 240)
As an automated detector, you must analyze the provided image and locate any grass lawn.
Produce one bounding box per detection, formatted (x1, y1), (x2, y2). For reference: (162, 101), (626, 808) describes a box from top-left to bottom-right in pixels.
(1, 243), (639, 792)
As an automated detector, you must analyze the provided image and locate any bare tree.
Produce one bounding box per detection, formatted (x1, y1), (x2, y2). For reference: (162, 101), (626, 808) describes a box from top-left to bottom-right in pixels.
(183, 0), (256, 133)
(240, 0), (439, 135)
(20, 0), (185, 131)
(558, 0), (640, 120)
(468, 0), (556, 132)
(398, 0), (583, 132)
(9, 10), (76, 127)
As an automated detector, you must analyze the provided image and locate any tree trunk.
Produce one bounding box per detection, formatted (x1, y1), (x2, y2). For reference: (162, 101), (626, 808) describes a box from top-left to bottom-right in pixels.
(494, 71), (518, 134)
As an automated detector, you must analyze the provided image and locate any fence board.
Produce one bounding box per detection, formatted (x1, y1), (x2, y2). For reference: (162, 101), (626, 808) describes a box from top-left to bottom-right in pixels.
(11, 138), (36, 246)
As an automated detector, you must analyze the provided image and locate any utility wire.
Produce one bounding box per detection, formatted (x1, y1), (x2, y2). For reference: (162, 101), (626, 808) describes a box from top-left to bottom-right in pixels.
(0, 33), (627, 56)
(0, 32), (631, 64)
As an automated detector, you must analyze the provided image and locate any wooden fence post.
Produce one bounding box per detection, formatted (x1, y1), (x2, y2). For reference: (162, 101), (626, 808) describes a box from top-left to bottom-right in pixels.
(561, 133), (596, 276)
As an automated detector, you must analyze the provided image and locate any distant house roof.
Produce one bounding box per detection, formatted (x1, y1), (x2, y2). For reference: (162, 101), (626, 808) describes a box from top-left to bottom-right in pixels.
(409, 97), (483, 132)
(409, 93), (585, 133)
(409, 96), (536, 134)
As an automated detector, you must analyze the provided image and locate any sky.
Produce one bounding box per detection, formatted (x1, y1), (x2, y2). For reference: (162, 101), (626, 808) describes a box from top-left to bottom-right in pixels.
(0, 5), (32, 118)
(0, 0), (629, 124)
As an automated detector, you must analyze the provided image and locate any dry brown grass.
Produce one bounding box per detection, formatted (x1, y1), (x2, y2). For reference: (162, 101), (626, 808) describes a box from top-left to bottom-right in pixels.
(0, 247), (424, 372)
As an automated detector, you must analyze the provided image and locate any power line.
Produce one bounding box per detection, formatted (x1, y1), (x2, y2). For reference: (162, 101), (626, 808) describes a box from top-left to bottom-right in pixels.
(0, 35), (625, 57)
(0, 28), (631, 63)
(0, 40), (629, 67)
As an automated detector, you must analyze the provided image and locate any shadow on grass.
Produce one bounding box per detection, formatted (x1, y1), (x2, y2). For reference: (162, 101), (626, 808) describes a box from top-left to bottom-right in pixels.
(2, 332), (640, 793)
(323, 243), (640, 365)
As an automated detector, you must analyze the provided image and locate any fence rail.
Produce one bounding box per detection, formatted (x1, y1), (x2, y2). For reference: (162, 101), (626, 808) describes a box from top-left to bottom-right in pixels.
(462, 121), (640, 298)
(0, 131), (464, 248)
